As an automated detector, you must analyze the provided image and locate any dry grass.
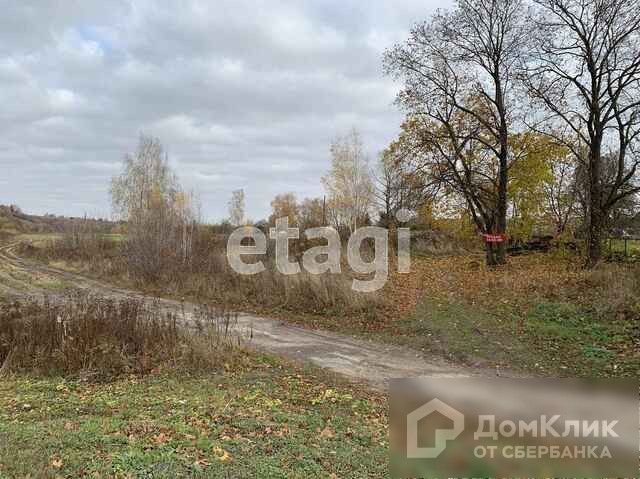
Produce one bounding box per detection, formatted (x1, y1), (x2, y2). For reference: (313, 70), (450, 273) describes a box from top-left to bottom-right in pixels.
(18, 234), (123, 277)
(377, 252), (639, 376)
(384, 252), (640, 317)
(161, 256), (378, 316)
(0, 291), (246, 378)
(22, 230), (381, 319)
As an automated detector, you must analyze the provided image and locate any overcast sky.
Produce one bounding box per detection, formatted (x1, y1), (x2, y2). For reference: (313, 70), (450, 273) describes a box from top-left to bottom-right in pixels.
(0, 0), (451, 221)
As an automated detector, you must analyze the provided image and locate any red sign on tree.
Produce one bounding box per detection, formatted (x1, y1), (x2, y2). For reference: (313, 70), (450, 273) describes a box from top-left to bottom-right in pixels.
(482, 234), (508, 243)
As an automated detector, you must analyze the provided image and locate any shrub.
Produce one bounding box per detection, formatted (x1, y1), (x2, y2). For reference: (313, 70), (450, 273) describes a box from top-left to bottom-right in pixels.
(0, 291), (244, 378)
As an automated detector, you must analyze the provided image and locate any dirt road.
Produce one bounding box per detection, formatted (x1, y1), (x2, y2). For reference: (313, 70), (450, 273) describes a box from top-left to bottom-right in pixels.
(0, 241), (496, 389)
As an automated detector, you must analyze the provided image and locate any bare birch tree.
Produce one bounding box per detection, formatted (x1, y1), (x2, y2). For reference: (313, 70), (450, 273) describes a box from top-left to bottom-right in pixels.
(228, 189), (245, 227)
(321, 129), (375, 233)
(111, 135), (199, 279)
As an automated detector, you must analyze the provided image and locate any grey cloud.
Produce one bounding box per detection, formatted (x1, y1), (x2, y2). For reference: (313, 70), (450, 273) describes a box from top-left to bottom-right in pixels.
(0, 0), (451, 220)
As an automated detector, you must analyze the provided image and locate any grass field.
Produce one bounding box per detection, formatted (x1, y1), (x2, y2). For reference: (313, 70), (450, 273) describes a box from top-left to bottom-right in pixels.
(0, 289), (387, 478)
(274, 253), (639, 377)
(378, 253), (640, 377)
(0, 359), (387, 478)
(14, 235), (639, 378)
(2, 234), (638, 477)
(388, 298), (638, 376)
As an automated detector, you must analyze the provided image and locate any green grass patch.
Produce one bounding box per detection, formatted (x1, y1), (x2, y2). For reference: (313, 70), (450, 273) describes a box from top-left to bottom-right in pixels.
(0, 271), (28, 292)
(385, 299), (638, 377)
(31, 276), (71, 291)
(15, 233), (63, 243)
(606, 238), (640, 256)
(0, 268), (69, 291)
(0, 364), (387, 478)
(101, 233), (126, 243)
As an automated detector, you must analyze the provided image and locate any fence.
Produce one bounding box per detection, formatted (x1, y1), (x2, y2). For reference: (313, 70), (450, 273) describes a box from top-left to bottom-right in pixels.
(606, 237), (640, 259)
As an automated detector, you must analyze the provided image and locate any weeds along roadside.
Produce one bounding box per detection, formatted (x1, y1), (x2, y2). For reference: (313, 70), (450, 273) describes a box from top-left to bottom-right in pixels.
(0, 290), (248, 379)
(17, 227), (383, 320)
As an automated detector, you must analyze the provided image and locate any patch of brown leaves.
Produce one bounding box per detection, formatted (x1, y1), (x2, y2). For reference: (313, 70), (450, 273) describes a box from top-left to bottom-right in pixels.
(384, 253), (639, 318)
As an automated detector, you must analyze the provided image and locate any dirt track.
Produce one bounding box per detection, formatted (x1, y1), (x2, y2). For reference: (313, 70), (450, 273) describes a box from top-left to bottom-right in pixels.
(0, 241), (497, 389)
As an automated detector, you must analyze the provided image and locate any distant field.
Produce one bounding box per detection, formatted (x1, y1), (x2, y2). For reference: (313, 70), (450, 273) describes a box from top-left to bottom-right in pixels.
(11, 233), (124, 245)
(14, 233), (63, 242)
(0, 206), (117, 242)
(102, 233), (126, 242)
(0, 220), (20, 236)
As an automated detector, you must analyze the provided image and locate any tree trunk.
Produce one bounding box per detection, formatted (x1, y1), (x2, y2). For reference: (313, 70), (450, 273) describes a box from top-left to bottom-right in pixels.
(586, 137), (603, 268)
(586, 210), (603, 268)
(495, 76), (509, 266)
(485, 242), (498, 266)
(495, 151), (509, 265)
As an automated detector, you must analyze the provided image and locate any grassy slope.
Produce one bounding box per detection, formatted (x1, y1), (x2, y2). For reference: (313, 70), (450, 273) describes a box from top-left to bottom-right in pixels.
(390, 298), (638, 376)
(377, 253), (640, 377)
(0, 357), (387, 478)
(272, 253), (639, 377)
(0, 205), (116, 239)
